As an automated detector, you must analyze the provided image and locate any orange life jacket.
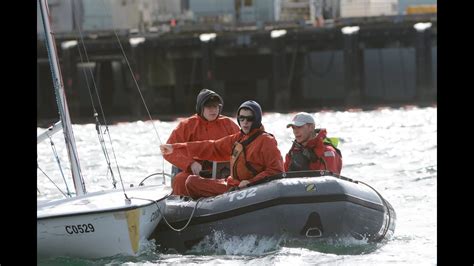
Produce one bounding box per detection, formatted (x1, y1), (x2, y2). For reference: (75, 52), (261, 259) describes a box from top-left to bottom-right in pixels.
(230, 130), (264, 181)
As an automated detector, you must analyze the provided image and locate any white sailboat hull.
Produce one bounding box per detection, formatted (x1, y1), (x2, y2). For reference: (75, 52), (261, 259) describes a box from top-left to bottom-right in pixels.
(37, 185), (171, 258)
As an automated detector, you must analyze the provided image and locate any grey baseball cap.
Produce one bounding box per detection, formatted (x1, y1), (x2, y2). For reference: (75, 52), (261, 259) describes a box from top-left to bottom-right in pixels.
(286, 112), (315, 128)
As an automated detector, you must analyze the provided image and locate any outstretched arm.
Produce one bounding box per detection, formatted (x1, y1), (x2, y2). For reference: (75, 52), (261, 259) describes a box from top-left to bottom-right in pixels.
(161, 134), (238, 162)
(163, 122), (196, 171)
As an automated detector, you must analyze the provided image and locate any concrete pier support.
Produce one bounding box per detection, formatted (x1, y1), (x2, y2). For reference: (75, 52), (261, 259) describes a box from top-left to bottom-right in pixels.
(173, 58), (187, 111)
(59, 44), (79, 117)
(272, 35), (291, 111)
(415, 26), (433, 102)
(343, 28), (363, 106)
(201, 38), (215, 91)
(130, 42), (145, 117)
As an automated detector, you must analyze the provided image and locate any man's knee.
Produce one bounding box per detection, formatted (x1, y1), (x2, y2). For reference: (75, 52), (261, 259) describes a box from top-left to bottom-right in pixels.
(185, 175), (200, 188)
(172, 172), (192, 195)
(173, 172), (189, 184)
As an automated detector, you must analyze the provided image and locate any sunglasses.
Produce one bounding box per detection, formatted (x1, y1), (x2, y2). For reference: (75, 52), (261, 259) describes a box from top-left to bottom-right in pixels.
(238, 115), (254, 122)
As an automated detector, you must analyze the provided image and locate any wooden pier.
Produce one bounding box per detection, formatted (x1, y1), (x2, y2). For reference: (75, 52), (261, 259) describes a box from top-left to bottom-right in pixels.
(37, 14), (437, 122)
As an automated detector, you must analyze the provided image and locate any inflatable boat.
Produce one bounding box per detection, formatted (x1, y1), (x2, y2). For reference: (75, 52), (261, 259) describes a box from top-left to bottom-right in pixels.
(149, 170), (396, 252)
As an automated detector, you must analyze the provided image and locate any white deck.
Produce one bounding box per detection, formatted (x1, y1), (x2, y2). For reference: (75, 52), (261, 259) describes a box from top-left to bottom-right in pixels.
(38, 185), (172, 219)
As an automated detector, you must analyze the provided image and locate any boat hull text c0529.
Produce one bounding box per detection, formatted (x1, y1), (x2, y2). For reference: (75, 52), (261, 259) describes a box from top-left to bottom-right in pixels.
(37, 185), (171, 258)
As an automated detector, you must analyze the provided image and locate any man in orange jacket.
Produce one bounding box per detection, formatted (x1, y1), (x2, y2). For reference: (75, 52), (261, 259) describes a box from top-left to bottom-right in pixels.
(160, 100), (284, 199)
(164, 89), (240, 196)
(284, 112), (342, 174)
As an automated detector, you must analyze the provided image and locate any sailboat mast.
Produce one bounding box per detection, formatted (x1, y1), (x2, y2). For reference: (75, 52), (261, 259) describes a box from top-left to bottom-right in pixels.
(39, 0), (86, 196)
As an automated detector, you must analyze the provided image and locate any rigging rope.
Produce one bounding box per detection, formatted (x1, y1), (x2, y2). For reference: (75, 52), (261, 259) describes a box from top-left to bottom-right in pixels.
(355, 179), (393, 242)
(66, 0), (170, 201)
(72, 1), (124, 194)
(97, 0), (167, 184)
(133, 194), (204, 232)
(158, 197), (204, 232)
(48, 135), (72, 197)
(37, 163), (69, 198)
(39, 0), (172, 197)
(93, 112), (117, 189)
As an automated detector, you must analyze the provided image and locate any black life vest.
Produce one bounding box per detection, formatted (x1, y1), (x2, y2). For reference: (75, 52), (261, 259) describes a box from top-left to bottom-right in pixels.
(288, 136), (342, 171)
(288, 141), (321, 171)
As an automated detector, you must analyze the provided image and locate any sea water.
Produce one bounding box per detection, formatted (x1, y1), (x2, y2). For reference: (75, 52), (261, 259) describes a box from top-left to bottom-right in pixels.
(37, 106), (437, 265)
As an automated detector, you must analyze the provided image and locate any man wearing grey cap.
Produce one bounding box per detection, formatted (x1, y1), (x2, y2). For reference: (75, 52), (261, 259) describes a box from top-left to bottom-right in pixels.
(285, 112), (342, 174)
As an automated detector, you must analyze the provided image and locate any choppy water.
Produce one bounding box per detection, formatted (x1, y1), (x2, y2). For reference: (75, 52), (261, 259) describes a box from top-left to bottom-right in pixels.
(37, 106), (437, 265)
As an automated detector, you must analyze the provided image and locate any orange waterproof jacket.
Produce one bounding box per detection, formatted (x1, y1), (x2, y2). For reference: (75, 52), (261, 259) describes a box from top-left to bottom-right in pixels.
(172, 127), (284, 186)
(284, 128), (342, 174)
(164, 114), (240, 172)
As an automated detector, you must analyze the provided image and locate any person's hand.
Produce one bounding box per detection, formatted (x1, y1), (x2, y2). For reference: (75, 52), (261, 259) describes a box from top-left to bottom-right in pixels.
(160, 144), (173, 155)
(190, 161), (202, 175)
(238, 180), (250, 188)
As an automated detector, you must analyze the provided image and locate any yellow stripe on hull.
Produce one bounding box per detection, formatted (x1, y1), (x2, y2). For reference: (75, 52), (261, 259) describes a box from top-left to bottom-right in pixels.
(126, 208), (140, 254)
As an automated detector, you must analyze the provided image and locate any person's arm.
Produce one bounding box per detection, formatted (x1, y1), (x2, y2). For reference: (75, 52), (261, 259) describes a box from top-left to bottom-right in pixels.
(163, 120), (196, 171)
(312, 129), (327, 158)
(173, 134), (237, 162)
(283, 152), (290, 172)
(320, 146), (342, 174)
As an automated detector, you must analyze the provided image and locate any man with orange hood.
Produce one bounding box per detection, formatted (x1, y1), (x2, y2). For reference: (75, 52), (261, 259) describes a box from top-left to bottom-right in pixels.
(160, 100), (284, 199)
(164, 89), (240, 196)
